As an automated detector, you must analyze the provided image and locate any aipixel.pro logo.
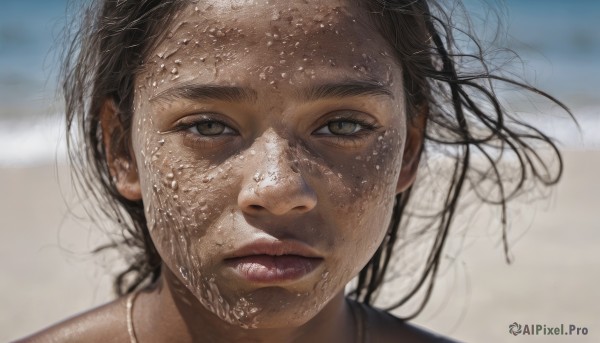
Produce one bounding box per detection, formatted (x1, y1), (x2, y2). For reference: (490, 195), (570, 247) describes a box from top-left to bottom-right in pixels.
(509, 322), (589, 337)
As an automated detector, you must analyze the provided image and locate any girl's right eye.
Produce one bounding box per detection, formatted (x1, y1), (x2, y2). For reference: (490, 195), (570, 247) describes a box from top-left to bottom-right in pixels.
(188, 120), (235, 136)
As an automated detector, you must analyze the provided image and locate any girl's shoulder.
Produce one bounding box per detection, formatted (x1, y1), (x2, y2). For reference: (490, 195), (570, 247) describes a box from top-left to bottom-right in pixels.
(357, 302), (458, 343)
(14, 296), (130, 343)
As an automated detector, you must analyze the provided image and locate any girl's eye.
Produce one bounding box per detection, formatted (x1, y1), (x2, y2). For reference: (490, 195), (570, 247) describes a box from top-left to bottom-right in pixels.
(189, 121), (235, 136)
(314, 119), (374, 136)
(328, 121), (360, 135)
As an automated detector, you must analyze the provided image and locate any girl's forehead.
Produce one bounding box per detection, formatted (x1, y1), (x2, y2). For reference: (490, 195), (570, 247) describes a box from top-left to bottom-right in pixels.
(139, 0), (400, 96)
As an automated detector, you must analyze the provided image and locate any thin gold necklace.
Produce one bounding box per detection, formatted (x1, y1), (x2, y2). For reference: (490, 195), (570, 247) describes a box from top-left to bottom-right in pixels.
(126, 290), (140, 343)
(126, 293), (366, 343)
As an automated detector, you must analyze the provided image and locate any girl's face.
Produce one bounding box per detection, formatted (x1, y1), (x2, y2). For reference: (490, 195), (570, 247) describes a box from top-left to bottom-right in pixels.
(126, 0), (412, 329)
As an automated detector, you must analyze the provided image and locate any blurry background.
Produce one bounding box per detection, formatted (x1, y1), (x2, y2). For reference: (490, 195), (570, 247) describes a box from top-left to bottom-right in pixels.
(1, 0), (598, 341)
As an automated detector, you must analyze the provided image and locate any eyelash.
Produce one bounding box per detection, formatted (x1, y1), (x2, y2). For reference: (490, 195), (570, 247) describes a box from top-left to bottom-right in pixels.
(314, 118), (378, 137)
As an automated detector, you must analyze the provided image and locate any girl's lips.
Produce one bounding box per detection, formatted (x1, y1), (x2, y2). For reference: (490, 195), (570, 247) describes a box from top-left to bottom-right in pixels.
(223, 239), (324, 283)
(225, 255), (323, 283)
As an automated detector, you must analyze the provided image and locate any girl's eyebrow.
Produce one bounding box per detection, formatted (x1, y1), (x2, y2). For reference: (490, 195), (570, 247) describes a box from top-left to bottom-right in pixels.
(303, 80), (394, 101)
(150, 84), (258, 103)
(149, 79), (393, 104)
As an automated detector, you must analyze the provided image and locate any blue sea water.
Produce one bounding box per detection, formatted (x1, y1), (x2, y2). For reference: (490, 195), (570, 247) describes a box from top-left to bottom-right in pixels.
(0, 0), (69, 112)
(0, 0), (599, 165)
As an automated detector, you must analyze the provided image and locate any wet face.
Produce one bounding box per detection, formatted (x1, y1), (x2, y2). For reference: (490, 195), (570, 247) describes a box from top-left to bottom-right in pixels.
(129, 0), (409, 329)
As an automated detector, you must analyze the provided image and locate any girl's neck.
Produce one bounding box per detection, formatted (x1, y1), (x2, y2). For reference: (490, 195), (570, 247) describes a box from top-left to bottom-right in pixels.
(132, 269), (357, 343)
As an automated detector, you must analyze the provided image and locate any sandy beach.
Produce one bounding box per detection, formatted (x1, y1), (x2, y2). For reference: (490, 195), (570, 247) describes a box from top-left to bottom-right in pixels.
(1, 150), (598, 342)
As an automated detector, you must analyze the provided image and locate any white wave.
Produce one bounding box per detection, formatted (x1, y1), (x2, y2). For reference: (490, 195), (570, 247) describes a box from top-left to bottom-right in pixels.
(0, 115), (68, 167)
(516, 106), (600, 151)
(0, 106), (598, 167)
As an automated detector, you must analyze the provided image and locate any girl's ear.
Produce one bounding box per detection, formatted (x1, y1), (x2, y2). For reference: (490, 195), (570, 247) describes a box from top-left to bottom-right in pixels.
(396, 104), (427, 194)
(100, 100), (142, 201)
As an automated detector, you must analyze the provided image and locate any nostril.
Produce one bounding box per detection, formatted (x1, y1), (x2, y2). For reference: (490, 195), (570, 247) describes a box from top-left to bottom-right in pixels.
(249, 204), (263, 211)
(294, 205), (308, 213)
(290, 163), (299, 174)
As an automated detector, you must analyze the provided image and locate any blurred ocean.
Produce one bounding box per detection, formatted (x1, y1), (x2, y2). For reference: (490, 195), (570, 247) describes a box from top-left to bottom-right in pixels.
(0, 0), (599, 165)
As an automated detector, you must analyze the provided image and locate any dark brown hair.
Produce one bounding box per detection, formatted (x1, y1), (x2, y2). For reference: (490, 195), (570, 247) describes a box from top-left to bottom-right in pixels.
(61, 0), (570, 319)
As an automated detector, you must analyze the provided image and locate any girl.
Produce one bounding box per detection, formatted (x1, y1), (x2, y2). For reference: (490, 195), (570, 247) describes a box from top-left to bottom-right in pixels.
(21, 0), (569, 342)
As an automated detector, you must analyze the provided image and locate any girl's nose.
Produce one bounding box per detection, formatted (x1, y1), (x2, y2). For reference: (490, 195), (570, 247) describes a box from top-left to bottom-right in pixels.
(238, 133), (317, 216)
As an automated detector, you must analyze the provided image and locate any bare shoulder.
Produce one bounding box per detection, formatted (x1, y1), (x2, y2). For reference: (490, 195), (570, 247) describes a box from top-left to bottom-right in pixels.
(14, 296), (129, 343)
(359, 303), (459, 343)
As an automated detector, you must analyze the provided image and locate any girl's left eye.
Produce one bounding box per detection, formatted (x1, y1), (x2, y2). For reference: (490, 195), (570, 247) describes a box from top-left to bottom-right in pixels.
(313, 119), (374, 136)
(188, 120), (235, 136)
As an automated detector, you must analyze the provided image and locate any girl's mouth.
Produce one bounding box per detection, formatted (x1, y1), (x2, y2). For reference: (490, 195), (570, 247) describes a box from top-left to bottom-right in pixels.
(223, 238), (324, 283)
(225, 255), (323, 283)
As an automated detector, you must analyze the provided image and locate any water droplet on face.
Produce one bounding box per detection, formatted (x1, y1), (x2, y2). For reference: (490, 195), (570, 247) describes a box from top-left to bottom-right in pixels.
(158, 139), (165, 145)
(179, 266), (189, 281)
(171, 180), (179, 190)
(376, 165), (380, 170)
(171, 67), (178, 74)
(250, 149), (256, 155)
(166, 172), (175, 180)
